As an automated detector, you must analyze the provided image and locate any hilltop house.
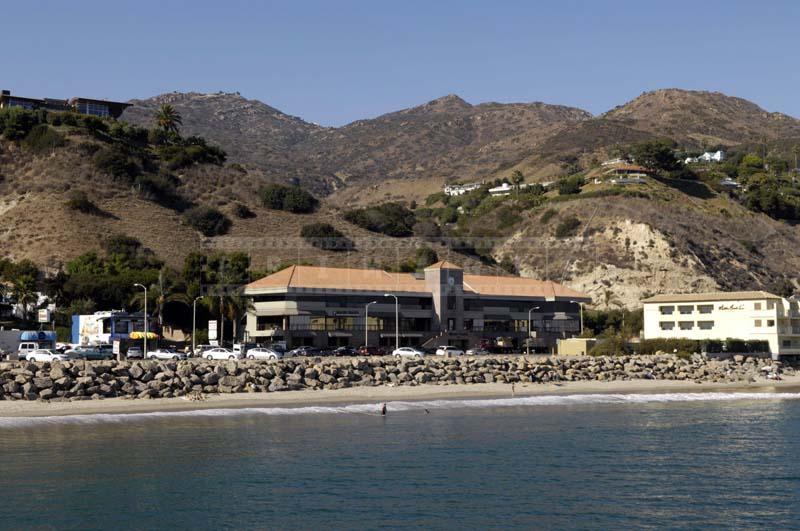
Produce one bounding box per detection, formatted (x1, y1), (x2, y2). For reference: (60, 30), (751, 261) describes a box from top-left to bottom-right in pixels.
(444, 181), (484, 196)
(0, 90), (132, 118)
(685, 150), (726, 164)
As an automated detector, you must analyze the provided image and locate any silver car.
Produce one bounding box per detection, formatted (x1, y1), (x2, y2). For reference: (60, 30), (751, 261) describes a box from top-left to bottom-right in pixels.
(147, 349), (187, 361)
(28, 349), (69, 363)
(204, 347), (240, 361)
(245, 347), (283, 360)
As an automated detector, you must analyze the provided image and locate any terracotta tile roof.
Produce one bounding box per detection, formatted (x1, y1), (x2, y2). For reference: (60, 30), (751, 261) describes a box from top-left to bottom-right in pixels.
(424, 260), (462, 270)
(245, 265), (426, 293)
(642, 291), (781, 303)
(245, 265), (590, 301)
(463, 275), (590, 300)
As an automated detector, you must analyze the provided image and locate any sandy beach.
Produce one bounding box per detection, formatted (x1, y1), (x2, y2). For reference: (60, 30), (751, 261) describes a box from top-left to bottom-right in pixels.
(1, 376), (799, 418)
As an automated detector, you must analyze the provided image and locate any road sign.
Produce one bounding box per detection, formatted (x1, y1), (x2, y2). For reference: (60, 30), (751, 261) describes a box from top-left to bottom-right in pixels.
(37, 309), (51, 323)
(208, 320), (218, 341)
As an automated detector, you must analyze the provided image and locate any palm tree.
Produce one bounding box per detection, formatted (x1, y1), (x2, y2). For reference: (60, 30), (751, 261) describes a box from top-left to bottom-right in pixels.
(154, 104), (183, 136)
(12, 275), (38, 323)
(223, 291), (254, 343)
(130, 268), (189, 330)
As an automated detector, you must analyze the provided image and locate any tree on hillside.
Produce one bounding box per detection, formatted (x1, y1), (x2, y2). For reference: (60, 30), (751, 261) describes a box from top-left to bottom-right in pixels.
(154, 104), (183, 136)
(630, 140), (678, 172)
(510, 170), (524, 193)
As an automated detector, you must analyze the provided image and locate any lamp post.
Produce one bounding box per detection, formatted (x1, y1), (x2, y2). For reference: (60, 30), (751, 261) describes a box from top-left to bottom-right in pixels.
(365, 301), (377, 348)
(570, 300), (584, 336)
(192, 296), (203, 356)
(527, 306), (540, 356)
(134, 283), (148, 356)
(384, 294), (399, 351)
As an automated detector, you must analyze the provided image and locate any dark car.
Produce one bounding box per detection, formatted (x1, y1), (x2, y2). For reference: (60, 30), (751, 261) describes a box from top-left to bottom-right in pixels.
(356, 346), (387, 356)
(332, 346), (357, 357)
(287, 346), (322, 357)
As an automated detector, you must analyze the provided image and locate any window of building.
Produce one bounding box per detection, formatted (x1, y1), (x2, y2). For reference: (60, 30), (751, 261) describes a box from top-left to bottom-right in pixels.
(698, 305), (713, 314)
(767, 320), (775, 327)
(678, 305), (694, 314)
(659, 321), (675, 331)
(446, 294), (457, 311)
(767, 301), (775, 310)
(698, 321), (714, 330)
(754, 302), (762, 310)
(678, 321), (693, 330)
(659, 306), (674, 315)
(783, 340), (792, 348)
(754, 319), (762, 327)
(464, 319), (474, 331)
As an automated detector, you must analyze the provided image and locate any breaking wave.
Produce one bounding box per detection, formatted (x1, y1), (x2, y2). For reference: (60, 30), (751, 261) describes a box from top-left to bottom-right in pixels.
(1, 392), (799, 429)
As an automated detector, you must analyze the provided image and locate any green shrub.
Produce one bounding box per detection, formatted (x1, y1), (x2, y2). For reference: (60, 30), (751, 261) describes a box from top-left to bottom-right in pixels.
(558, 175), (584, 195)
(415, 246), (439, 268)
(497, 208), (521, 229)
(259, 184), (318, 213)
(0, 108), (44, 140)
(589, 336), (630, 356)
(158, 136), (226, 170)
(65, 190), (103, 215)
(554, 216), (581, 238)
(22, 124), (65, 154)
(300, 223), (353, 251)
(343, 202), (416, 237)
(93, 145), (140, 180)
(540, 208), (557, 224)
(183, 206), (231, 236)
(232, 203), (255, 219)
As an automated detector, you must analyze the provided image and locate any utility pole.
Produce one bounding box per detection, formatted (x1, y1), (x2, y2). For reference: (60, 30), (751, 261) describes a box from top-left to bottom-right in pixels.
(365, 301), (377, 348)
(527, 306), (540, 356)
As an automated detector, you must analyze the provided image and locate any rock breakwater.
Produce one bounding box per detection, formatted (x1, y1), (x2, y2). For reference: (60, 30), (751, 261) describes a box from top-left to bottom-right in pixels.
(0, 355), (792, 402)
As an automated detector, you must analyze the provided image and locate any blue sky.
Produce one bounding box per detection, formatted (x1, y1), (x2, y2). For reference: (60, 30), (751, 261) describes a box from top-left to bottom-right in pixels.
(2, 0), (798, 126)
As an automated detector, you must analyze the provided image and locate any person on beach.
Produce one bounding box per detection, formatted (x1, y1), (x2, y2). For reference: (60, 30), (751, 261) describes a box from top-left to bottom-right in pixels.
(511, 383), (516, 397)
(381, 403), (387, 416)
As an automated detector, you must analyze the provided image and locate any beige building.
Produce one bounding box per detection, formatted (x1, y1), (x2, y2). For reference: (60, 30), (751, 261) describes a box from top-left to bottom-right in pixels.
(642, 291), (800, 359)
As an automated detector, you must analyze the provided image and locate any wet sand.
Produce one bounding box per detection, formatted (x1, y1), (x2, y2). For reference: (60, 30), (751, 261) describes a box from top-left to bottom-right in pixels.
(1, 375), (799, 418)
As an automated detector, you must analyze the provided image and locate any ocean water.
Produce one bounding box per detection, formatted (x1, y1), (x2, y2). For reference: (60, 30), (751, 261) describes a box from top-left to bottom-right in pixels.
(1, 392), (800, 530)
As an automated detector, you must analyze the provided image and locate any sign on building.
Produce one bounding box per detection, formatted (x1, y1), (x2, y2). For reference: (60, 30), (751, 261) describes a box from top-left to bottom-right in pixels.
(37, 309), (51, 323)
(208, 320), (218, 341)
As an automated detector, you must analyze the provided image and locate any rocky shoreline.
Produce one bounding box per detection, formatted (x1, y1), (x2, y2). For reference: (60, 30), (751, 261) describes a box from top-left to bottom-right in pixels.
(0, 354), (792, 402)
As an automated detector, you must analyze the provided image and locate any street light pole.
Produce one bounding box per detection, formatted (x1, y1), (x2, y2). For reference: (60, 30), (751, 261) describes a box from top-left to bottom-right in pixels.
(134, 283), (148, 356)
(384, 294), (399, 351)
(570, 300), (584, 336)
(365, 301), (377, 348)
(527, 306), (540, 356)
(192, 296), (202, 356)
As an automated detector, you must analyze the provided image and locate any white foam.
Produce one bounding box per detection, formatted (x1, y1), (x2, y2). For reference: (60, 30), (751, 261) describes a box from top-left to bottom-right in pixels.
(2, 392), (799, 429)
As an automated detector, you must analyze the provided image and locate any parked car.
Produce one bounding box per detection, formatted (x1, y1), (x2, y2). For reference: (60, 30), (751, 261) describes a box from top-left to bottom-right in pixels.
(356, 346), (386, 356)
(287, 346), (322, 357)
(466, 347), (489, 356)
(392, 347), (426, 358)
(126, 346), (144, 359)
(67, 345), (114, 361)
(246, 347), (282, 360)
(332, 346), (357, 357)
(193, 344), (214, 357)
(28, 349), (69, 363)
(204, 347), (240, 360)
(435, 345), (465, 356)
(147, 349), (187, 361)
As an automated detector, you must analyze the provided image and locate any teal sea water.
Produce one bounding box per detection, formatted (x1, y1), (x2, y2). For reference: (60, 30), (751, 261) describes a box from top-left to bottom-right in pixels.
(1, 392), (800, 530)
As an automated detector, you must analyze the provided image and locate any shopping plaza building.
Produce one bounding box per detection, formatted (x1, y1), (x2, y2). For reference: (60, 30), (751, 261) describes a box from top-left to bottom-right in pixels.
(243, 262), (590, 351)
(643, 291), (800, 359)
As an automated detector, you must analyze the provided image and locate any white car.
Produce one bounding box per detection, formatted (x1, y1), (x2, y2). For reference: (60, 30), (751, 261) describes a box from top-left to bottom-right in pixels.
(147, 349), (187, 361)
(204, 347), (240, 361)
(27, 349), (69, 363)
(435, 345), (465, 356)
(245, 347), (283, 360)
(392, 347), (426, 358)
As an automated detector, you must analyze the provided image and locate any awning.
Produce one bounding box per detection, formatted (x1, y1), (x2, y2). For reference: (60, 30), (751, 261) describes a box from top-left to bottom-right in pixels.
(129, 331), (159, 340)
(380, 332), (424, 338)
(328, 331), (353, 338)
